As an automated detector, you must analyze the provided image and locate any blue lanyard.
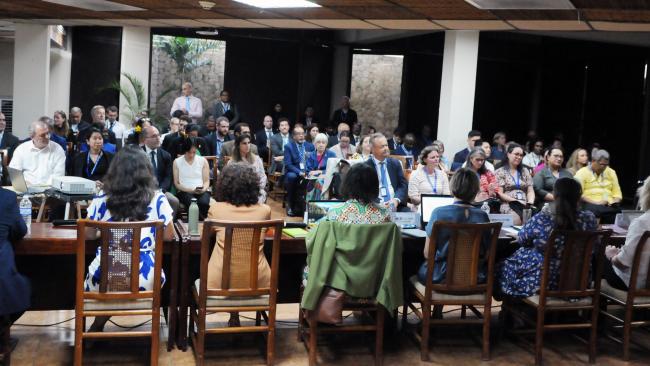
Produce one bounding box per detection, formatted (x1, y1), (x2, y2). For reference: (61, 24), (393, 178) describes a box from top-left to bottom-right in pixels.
(509, 169), (521, 190)
(86, 151), (102, 178)
(424, 168), (438, 194)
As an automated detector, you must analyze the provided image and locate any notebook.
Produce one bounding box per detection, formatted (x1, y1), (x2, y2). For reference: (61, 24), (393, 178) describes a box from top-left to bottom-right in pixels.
(282, 228), (309, 238)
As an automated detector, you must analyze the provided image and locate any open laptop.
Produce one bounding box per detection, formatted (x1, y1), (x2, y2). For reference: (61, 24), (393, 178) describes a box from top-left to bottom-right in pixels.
(8, 167), (50, 194)
(305, 200), (344, 224)
(402, 194), (454, 238)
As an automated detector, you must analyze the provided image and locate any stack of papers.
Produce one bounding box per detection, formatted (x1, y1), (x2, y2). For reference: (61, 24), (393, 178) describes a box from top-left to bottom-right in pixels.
(282, 228), (309, 238)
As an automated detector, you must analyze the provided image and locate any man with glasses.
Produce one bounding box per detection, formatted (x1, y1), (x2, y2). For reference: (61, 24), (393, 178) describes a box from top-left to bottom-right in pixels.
(284, 124), (314, 216)
(574, 149), (622, 224)
(9, 120), (65, 185)
(142, 125), (179, 216)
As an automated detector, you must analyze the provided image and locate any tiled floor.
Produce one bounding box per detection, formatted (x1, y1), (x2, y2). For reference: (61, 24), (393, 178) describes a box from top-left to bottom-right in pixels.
(7, 198), (650, 365)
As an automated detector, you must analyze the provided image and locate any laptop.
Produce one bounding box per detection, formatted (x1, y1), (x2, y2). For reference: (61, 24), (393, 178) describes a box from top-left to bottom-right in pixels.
(8, 167), (50, 194)
(305, 200), (344, 224)
(420, 194), (455, 228)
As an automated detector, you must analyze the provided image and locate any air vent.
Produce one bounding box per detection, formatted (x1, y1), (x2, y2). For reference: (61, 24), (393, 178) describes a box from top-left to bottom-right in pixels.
(42, 0), (145, 12)
(465, 0), (575, 10)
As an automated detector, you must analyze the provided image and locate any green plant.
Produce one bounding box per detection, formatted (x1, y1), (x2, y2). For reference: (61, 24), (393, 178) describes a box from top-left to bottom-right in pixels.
(157, 36), (221, 83)
(106, 72), (148, 124)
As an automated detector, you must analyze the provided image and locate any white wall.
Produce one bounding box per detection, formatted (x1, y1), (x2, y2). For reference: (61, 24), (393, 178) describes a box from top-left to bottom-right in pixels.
(0, 39), (14, 99)
(119, 26), (151, 126)
(48, 39), (72, 117)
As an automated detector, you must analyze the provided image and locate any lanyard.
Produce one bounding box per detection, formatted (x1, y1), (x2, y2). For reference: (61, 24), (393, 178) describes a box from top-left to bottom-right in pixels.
(316, 152), (325, 169)
(86, 151), (102, 178)
(424, 168), (438, 194)
(509, 169), (521, 190)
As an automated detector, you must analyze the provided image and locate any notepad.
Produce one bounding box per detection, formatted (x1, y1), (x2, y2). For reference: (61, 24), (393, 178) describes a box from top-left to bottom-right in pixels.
(282, 228), (309, 238)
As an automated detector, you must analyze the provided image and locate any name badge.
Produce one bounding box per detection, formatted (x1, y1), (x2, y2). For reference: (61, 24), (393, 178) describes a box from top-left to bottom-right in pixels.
(515, 191), (525, 201)
(380, 187), (388, 197)
(300, 163), (305, 170)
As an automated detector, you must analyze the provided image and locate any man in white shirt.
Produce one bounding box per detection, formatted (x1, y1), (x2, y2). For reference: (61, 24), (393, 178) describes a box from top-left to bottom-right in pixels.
(105, 105), (125, 139)
(9, 120), (66, 185)
(170, 82), (203, 123)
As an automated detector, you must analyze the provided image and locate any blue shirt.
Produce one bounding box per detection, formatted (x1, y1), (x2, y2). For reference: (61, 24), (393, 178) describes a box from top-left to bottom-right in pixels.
(418, 203), (490, 284)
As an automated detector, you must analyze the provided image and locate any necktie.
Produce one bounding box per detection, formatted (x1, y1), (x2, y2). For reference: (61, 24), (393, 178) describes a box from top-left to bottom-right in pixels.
(223, 103), (229, 112)
(150, 150), (157, 171)
(185, 96), (190, 112)
(379, 161), (390, 202)
(298, 143), (305, 165)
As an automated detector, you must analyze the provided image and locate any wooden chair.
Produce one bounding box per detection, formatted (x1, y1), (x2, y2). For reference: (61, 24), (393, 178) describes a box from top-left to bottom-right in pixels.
(1, 316), (10, 366)
(220, 155), (231, 168)
(202, 156), (219, 190)
(389, 154), (413, 180)
(502, 229), (611, 366)
(600, 231), (650, 360)
(189, 219), (284, 366)
(403, 221), (502, 361)
(74, 219), (164, 366)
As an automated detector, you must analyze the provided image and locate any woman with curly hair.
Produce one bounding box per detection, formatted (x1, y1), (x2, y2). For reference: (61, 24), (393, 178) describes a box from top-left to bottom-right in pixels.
(208, 163), (271, 326)
(84, 145), (175, 331)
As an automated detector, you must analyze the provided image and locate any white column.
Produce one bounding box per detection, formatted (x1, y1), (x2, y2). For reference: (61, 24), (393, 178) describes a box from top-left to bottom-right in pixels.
(330, 45), (351, 115)
(119, 27), (151, 125)
(12, 24), (51, 138)
(437, 30), (480, 159)
(49, 36), (72, 118)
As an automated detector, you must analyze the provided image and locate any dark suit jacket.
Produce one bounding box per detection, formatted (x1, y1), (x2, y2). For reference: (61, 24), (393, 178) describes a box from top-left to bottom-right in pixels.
(255, 128), (277, 160)
(327, 135), (339, 148)
(0, 131), (20, 159)
(142, 147), (173, 192)
(284, 141), (315, 176)
(364, 157), (408, 208)
(270, 133), (291, 158)
(0, 187), (30, 315)
(162, 132), (180, 153)
(387, 138), (400, 153)
(452, 148), (471, 171)
(204, 132), (233, 157)
(71, 150), (113, 181)
(209, 101), (240, 127)
(330, 108), (358, 128)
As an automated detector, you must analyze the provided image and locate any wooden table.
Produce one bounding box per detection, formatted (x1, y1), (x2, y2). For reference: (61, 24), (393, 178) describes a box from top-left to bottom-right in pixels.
(13, 222), (183, 351)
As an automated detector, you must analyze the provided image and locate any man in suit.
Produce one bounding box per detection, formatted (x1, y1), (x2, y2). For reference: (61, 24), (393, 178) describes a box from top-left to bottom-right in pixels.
(284, 124), (314, 216)
(68, 106), (91, 146)
(327, 122), (351, 148)
(208, 89), (240, 127)
(393, 133), (420, 169)
(199, 115), (216, 137)
(204, 116), (233, 159)
(269, 118), (291, 173)
(162, 116), (188, 154)
(255, 115), (276, 162)
(329, 96), (357, 132)
(220, 122), (258, 158)
(451, 130), (481, 171)
(142, 126), (179, 216)
(387, 127), (403, 153)
(0, 112), (20, 184)
(364, 133), (408, 212)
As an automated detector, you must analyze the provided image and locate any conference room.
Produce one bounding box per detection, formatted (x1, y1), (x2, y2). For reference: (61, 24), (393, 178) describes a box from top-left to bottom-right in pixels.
(1, 0), (650, 365)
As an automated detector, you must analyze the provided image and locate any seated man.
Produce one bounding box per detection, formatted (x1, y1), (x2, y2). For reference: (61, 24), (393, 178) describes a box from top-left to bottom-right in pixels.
(9, 120), (66, 185)
(142, 126), (180, 216)
(393, 132), (420, 169)
(364, 133), (408, 212)
(451, 130), (481, 171)
(574, 149), (622, 224)
(327, 122), (351, 147)
(255, 115), (277, 162)
(284, 124), (314, 216)
(269, 118), (291, 173)
(204, 116), (232, 159)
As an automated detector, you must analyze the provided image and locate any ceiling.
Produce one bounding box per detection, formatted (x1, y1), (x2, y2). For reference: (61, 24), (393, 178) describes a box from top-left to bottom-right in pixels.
(0, 0), (649, 31)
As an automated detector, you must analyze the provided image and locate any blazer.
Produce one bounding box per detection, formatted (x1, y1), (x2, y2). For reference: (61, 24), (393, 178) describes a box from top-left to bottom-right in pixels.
(330, 108), (358, 126)
(220, 139), (258, 157)
(0, 131), (20, 159)
(0, 187), (30, 315)
(393, 145), (421, 166)
(330, 143), (356, 159)
(209, 101), (240, 127)
(270, 133), (291, 158)
(142, 146), (173, 192)
(255, 128), (277, 160)
(451, 148), (471, 171)
(204, 132), (233, 157)
(387, 138), (400, 153)
(364, 157), (408, 207)
(162, 131), (180, 153)
(306, 149), (336, 172)
(165, 135), (210, 158)
(284, 140), (315, 176)
(71, 150), (113, 181)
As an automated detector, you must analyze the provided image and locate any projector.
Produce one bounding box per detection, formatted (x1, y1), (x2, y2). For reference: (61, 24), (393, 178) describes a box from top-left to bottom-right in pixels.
(52, 176), (96, 195)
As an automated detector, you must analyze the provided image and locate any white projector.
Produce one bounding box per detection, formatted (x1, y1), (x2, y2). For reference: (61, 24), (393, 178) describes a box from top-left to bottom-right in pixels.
(52, 176), (96, 195)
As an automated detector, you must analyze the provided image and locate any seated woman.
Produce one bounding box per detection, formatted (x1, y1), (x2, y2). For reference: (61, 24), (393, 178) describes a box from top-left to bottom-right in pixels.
(305, 133), (336, 201)
(71, 128), (113, 189)
(408, 145), (450, 209)
(208, 163), (271, 326)
(497, 177), (597, 297)
(52, 110), (69, 142)
(173, 137), (211, 218)
(84, 145), (174, 331)
(566, 148), (589, 175)
(417, 168), (490, 284)
(227, 134), (267, 203)
(495, 143), (535, 225)
(465, 147), (500, 204)
(533, 147), (572, 207)
(432, 140), (450, 173)
(351, 135), (372, 161)
(0, 187), (29, 349)
(603, 176), (650, 291)
(302, 163), (391, 287)
(306, 124), (319, 143)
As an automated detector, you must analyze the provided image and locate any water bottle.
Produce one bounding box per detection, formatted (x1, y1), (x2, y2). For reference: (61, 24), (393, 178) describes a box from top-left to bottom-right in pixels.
(481, 201), (490, 215)
(20, 194), (32, 234)
(188, 198), (199, 235)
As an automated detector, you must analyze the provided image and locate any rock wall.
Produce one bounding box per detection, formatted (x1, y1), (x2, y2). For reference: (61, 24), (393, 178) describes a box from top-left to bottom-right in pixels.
(350, 54), (403, 136)
(149, 36), (226, 123)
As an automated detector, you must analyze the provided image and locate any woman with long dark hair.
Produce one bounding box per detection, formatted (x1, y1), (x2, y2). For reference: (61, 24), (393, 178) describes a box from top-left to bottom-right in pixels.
(496, 177), (597, 297)
(227, 134), (267, 203)
(173, 136), (211, 218)
(495, 143), (535, 225)
(84, 145), (174, 331)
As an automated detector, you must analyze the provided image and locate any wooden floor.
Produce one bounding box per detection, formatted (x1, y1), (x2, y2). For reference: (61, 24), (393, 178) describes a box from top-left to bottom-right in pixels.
(8, 197), (650, 365)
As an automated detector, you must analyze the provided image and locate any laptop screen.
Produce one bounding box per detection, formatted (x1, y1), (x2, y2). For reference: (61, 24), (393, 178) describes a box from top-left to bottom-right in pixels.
(420, 194), (455, 226)
(305, 200), (344, 224)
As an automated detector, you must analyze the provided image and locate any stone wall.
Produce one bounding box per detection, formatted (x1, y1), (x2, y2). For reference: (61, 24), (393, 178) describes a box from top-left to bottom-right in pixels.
(350, 54), (403, 136)
(149, 36), (226, 123)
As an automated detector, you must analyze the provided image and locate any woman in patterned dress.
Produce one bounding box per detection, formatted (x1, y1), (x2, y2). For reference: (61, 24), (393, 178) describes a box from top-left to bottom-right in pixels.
(464, 147), (500, 204)
(495, 143), (535, 225)
(84, 145), (174, 332)
(496, 177), (597, 298)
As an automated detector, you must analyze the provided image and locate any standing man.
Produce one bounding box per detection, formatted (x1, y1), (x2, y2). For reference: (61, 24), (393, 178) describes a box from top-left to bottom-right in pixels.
(364, 133), (408, 212)
(209, 89), (240, 127)
(255, 115), (277, 162)
(205, 116), (232, 159)
(330, 96), (357, 132)
(269, 118), (291, 173)
(142, 125), (179, 216)
(170, 82), (203, 124)
(283, 124), (314, 216)
(105, 105), (125, 141)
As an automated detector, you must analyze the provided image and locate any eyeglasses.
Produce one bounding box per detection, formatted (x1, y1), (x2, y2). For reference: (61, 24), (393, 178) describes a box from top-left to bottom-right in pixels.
(511, 153), (524, 157)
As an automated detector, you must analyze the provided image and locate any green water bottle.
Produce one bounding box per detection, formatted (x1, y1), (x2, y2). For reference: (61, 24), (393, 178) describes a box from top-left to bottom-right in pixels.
(188, 198), (199, 235)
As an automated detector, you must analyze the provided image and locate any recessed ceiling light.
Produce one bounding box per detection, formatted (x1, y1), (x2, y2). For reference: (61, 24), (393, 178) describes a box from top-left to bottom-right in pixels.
(464, 0), (575, 10)
(196, 29), (219, 36)
(232, 0), (320, 8)
(42, 0), (144, 12)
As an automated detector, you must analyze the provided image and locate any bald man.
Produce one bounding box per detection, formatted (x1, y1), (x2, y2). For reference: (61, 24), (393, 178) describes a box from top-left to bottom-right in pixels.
(170, 82), (203, 123)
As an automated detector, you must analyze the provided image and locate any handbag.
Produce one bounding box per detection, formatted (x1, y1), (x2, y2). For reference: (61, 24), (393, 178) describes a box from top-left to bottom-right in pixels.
(314, 286), (345, 324)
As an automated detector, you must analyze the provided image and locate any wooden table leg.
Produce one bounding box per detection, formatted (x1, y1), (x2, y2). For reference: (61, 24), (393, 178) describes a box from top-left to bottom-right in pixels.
(166, 239), (180, 351)
(64, 202), (71, 219)
(36, 198), (46, 222)
(177, 239), (190, 351)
